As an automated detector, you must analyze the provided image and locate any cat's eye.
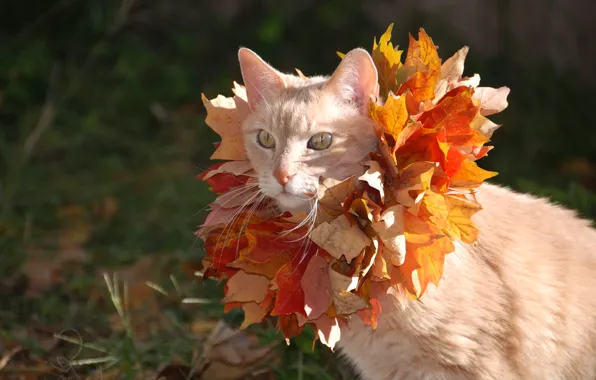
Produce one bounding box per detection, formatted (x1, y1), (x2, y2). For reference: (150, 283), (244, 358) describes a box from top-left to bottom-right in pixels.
(307, 132), (333, 150)
(257, 129), (276, 149)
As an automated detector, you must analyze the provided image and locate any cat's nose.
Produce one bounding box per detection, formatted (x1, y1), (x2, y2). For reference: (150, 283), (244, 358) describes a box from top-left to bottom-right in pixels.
(273, 167), (294, 186)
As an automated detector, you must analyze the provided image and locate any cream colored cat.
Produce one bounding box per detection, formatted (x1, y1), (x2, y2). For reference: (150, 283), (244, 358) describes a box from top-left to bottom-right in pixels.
(237, 47), (596, 380)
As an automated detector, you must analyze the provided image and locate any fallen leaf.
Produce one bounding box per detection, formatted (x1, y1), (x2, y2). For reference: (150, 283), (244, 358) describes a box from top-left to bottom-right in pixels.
(198, 321), (278, 380)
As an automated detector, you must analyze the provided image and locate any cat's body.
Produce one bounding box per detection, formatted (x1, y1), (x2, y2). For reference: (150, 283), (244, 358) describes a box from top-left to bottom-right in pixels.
(340, 182), (596, 380)
(235, 47), (596, 379)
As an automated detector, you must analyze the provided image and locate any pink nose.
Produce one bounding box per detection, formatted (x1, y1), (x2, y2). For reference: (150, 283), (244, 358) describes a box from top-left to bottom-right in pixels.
(273, 167), (294, 186)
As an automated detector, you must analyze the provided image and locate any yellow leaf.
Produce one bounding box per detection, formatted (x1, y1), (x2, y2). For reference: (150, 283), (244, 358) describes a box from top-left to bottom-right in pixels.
(450, 160), (498, 188)
(372, 23), (403, 96)
(370, 93), (409, 139)
(444, 195), (483, 243)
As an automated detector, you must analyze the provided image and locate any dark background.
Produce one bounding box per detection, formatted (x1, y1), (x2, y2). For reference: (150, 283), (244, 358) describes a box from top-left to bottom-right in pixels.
(1, 1), (595, 379)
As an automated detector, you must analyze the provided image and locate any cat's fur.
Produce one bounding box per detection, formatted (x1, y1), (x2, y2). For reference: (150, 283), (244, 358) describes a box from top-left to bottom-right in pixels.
(237, 47), (596, 380)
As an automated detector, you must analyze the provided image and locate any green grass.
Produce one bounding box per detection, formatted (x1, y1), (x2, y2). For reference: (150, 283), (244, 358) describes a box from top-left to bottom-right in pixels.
(1, 1), (594, 379)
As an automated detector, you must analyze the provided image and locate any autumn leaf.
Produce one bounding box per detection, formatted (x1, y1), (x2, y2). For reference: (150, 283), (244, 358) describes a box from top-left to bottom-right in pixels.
(450, 160), (498, 188)
(301, 255), (333, 321)
(309, 215), (370, 263)
(398, 29), (441, 104)
(371, 23), (403, 96)
(368, 93), (408, 138)
(225, 271), (270, 303)
(201, 87), (248, 161)
(314, 315), (342, 350)
(358, 161), (385, 202)
(198, 25), (509, 347)
(444, 194), (483, 243)
(473, 87), (510, 116)
(371, 205), (406, 265)
(328, 268), (368, 315)
(241, 302), (268, 329)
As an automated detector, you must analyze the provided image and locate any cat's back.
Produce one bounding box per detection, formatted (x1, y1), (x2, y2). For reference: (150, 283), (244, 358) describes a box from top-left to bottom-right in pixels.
(339, 183), (596, 380)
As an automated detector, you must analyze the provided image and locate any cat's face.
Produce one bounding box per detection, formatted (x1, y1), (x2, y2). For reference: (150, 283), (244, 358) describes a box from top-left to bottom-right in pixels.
(238, 48), (379, 213)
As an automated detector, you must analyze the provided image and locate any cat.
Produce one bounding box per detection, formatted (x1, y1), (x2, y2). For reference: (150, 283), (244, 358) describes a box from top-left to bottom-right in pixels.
(236, 47), (596, 380)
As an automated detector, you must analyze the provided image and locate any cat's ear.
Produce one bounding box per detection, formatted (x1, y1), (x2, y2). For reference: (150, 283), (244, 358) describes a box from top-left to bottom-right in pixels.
(238, 48), (286, 111)
(324, 48), (379, 111)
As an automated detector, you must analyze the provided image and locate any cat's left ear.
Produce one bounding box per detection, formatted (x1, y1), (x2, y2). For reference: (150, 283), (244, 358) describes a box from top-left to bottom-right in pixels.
(238, 48), (286, 112)
(324, 48), (379, 112)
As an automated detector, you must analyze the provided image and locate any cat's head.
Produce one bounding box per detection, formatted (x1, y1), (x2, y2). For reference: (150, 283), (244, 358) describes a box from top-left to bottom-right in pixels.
(238, 48), (379, 213)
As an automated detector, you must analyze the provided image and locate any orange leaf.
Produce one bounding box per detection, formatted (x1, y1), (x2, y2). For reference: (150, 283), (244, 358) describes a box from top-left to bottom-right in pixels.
(201, 85), (248, 161)
(450, 160), (498, 188)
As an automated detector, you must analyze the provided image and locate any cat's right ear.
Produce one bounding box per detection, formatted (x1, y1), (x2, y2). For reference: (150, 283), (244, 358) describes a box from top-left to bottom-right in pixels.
(238, 48), (285, 112)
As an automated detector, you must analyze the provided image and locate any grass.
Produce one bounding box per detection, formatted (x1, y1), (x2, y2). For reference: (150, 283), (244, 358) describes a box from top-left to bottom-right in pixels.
(2, 1), (595, 379)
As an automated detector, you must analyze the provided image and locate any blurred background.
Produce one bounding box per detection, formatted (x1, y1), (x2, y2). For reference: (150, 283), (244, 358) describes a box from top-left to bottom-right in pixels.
(1, 0), (595, 379)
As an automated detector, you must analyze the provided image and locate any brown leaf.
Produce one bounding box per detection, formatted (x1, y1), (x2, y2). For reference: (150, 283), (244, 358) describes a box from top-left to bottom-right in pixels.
(198, 321), (278, 380)
(309, 215), (370, 263)
(225, 271), (270, 303)
(328, 268), (368, 315)
(358, 161), (385, 201)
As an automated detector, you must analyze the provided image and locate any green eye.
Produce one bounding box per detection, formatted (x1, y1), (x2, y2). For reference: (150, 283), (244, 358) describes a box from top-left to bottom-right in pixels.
(257, 129), (276, 149)
(307, 132), (332, 150)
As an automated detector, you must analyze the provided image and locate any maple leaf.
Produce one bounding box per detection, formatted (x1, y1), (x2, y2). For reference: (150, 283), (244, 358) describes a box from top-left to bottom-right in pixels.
(473, 87), (510, 116)
(241, 302), (267, 329)
(398, 29), (441, 104)
(444, 194), (483, 243)
(271, 245), (318, 316)
(224, 271), (270, 303)
(197, 25), (510, 348)
(371, 205), (407, 266)
(309, 215), (371, 263)
(201, 83), (248, 161)
(314, 315), (342, 350)
(358, 161), (385, 202)
(328, 266), (368, 315)
(371, 23), (403, 97)
(368, 93), (409, 138)
(301, 255), (333, 321)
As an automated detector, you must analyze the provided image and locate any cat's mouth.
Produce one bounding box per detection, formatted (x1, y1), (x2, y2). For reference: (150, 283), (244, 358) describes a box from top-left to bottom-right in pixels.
(274, 191), (314, 213)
